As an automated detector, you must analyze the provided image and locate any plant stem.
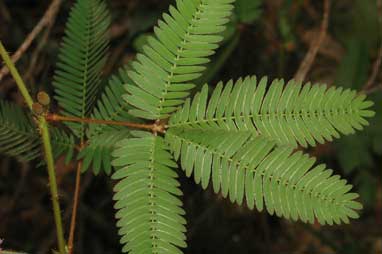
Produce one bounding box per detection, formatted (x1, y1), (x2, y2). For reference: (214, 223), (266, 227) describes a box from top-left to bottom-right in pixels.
(39, 117), (66, 253)
(0, 250), (29, 254)
(0, 41), (34, 109)
(0, 41), (66, 254)
(46, 113), (166, 133)
(67, 144), (84, 254)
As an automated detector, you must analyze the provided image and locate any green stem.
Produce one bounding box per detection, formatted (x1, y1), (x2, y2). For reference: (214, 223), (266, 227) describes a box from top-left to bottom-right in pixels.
(0, 250), (29, 254)
(0, 41), (66, 254)
(0, 41), (33, 109)
(39, 117), (66, 253)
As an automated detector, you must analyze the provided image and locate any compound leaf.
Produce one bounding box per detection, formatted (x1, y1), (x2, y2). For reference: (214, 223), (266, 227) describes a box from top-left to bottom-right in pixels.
(53, 0), (110, 138)
(124, 0), (235, 120)
(166, 128), (362, 225)
(112, 132), (186, 254)
(169, 76), (374, 148)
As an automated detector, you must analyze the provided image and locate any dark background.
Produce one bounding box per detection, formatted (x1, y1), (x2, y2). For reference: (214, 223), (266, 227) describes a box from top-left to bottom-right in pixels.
(0, 0), (381, 253)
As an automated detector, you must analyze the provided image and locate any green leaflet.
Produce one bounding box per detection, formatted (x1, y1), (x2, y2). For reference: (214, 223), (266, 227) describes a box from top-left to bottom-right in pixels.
(124, 0), (235, 120)
(79, 129), (131, 175)
(112, 132), (186, 254)
(87, 64), (139, 139)
(0, 100), (41, 161)
(53, 0), (110, 138)
(51, 128), (76, 163)
(168, 76), (375, 148)
(82, 64), (141, 174)
(0, 99), (76, 163)
(165, 128), (363, 225)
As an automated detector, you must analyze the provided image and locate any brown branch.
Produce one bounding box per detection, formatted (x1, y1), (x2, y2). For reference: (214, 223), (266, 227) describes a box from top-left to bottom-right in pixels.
(294, 0), (331, 82)
(0, 0), (62, 82)
(67, 143), (84, 254)
(45, 114), (166, 133)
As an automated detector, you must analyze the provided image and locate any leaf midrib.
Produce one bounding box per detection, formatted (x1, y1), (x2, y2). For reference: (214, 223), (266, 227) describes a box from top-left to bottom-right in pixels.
(148, 137), (160, 251)
(167, 131), (345, 206)
(168, 108), (361, 128)
(79, 3), (92, 140)
(156, 1), (205, 118)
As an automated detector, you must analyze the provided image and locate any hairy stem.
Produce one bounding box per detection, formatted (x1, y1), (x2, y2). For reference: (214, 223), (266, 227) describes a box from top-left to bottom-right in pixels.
(0, 41), (66, 254)
(46, 113), (166, 133)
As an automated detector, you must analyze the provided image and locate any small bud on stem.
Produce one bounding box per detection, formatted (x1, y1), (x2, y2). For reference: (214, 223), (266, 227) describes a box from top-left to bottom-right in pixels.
(32, 102), (44, 115)
(37, 91), (51, 106)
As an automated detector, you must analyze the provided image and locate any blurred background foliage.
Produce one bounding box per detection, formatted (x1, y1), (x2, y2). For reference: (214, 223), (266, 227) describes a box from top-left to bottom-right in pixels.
(0, 0), (381, 253)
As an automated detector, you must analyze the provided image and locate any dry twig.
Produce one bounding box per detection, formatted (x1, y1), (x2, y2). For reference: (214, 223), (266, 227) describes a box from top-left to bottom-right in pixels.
(294, 0), (331, 82)
(0, 0), (62, 82)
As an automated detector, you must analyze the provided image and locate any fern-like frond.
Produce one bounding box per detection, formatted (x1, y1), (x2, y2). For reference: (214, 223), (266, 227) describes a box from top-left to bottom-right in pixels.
(124, 0), (235, 120)
(168, 76), (375, 148)
(79, 129), (130, 174)
(83, 65), (141, 175)
(0, 100), (41, 161)
(51, 128), (76, 163)
(0, 100), (75, 162)
(87, 65), (138, 138)
(112, 131), (186, 253)
(53, 0), (110, 138)
(165, 128), (362, 225)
